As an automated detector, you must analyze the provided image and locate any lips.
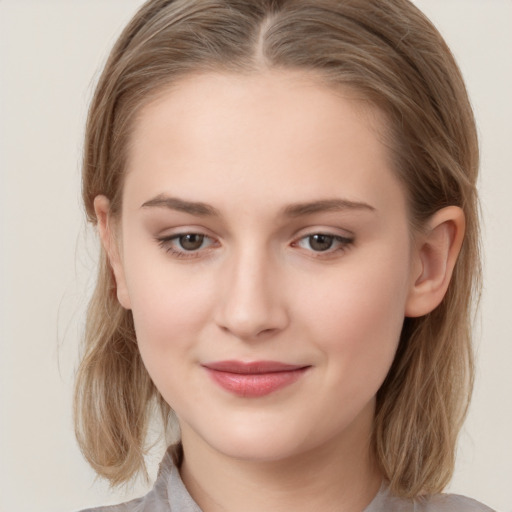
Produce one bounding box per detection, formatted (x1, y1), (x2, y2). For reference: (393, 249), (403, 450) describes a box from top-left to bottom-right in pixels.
(202, 360), (310, 398)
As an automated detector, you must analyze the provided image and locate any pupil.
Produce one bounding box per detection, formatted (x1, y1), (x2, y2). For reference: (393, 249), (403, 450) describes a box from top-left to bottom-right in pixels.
(180, 234), (204, 251)
(310, 234), (333, 251)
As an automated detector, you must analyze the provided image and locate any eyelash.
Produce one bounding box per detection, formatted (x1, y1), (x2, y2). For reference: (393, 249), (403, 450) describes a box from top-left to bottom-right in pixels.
(292, 233), (354, 256)
(156, 232), (354, 260)
(156, 233), (217, 260)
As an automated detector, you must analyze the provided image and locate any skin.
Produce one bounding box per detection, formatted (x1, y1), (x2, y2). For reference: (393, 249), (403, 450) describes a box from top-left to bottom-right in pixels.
(95, 70), (464, 512)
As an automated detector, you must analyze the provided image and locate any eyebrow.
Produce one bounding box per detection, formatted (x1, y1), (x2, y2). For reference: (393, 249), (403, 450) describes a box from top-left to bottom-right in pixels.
(141, 195), (221, 216)
(140, 195), (375, 217)
(282, 198), (376, 217)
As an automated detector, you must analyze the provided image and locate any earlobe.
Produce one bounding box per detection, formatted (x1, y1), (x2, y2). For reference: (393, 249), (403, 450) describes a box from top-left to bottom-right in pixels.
(93, 195), (132, 310)
(405, 206), (465, 318)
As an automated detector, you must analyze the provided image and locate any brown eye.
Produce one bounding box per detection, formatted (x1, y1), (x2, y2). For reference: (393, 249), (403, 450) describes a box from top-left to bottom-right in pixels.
(295, 232), (354, 255)
(308, 234), (334, 252)
(156, 232), (218, 259)
(178, 234), (205, 251)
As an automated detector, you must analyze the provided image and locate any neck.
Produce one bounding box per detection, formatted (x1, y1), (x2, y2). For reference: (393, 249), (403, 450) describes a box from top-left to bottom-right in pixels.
(179, 407), (382, 512)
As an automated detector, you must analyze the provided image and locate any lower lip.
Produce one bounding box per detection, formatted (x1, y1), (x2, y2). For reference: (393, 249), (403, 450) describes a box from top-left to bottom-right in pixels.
(205, 367), (308, 398)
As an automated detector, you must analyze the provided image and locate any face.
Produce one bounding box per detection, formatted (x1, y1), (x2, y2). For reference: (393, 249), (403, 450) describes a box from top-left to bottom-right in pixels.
(108, 70), (421, 463)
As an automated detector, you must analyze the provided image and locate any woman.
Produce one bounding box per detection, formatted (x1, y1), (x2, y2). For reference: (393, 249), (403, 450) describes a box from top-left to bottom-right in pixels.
(74, 0), (493, 510)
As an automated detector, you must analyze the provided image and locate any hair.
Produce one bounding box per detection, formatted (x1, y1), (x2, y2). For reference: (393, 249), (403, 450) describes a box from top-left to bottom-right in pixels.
(74, 0), (480, 498)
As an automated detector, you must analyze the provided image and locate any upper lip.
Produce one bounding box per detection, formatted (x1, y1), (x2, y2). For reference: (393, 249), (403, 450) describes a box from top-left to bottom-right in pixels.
(202, 360), (309, 374)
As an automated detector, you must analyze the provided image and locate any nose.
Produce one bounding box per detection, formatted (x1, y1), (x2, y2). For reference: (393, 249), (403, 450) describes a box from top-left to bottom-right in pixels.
(214, 247), (289, 340)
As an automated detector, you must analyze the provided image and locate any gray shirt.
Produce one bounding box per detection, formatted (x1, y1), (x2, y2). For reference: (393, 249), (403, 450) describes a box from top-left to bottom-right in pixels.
(79, 446), (495, 512)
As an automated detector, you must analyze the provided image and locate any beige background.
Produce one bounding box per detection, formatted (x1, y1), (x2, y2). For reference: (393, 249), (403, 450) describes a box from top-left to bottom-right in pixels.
(0, 1), (511, 511)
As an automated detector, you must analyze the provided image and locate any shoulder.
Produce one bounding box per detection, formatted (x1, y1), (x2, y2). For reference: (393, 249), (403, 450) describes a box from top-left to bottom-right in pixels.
(388, 493), (496, 512)
(418, 493), (496, 512)
(76, 495), (151, 512)
(76, 487), (174, 512)
(76, 446), (183, 512)
(368, 484), (496, 512)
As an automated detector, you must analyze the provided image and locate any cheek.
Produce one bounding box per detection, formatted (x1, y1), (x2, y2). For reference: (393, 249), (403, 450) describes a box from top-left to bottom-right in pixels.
(121, 248), (215, 364)
(296, 246), (411, 385)
(125, 269), (215, 410)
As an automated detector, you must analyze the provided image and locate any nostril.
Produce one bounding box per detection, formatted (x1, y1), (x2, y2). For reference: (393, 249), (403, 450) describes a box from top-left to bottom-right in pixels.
(213, 261), (290, 339)
(215, 313), (286, 341)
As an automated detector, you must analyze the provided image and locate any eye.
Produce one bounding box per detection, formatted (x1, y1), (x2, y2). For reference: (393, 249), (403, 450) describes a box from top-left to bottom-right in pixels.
(156, 232), (217, 259)
(294, 233), (353, 254)
(176, 233), (207, 251)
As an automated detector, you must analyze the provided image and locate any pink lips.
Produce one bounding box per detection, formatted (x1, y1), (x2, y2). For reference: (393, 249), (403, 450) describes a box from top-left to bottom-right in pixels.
(202, 360), (309, 398)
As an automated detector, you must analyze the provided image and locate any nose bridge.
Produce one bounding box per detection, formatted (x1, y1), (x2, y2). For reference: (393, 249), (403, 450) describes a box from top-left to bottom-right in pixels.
(215, 240), (288, 339)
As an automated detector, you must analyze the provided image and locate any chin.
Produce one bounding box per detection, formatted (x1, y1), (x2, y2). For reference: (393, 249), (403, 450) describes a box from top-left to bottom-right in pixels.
(215, 436), (309, 463)
(192, 415), (331, 463)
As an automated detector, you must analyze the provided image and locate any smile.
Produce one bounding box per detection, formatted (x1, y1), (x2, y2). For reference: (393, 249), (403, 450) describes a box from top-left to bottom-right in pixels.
(202, 360), (310, 398)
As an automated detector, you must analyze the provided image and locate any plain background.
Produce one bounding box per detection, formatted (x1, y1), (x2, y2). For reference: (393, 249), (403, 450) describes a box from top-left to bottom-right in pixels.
(0, 1), (511, 511)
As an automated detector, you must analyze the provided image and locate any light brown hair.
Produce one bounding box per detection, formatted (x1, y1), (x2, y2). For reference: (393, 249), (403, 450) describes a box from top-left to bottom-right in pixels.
(75, 0), (480, 497)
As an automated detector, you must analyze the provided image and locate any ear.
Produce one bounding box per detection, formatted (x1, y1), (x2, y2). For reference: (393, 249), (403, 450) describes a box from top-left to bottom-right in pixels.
(405, 206), (465, 318)
(94, 195), (132, 310)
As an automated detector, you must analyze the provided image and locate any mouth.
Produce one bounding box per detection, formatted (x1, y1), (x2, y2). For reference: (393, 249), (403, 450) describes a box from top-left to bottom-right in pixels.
(202, 360), (311, 398)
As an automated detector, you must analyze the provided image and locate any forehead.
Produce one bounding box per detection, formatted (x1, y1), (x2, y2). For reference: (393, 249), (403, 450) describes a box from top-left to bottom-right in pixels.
(129, 70), (384, 159)
(123, 70), (404, 218)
